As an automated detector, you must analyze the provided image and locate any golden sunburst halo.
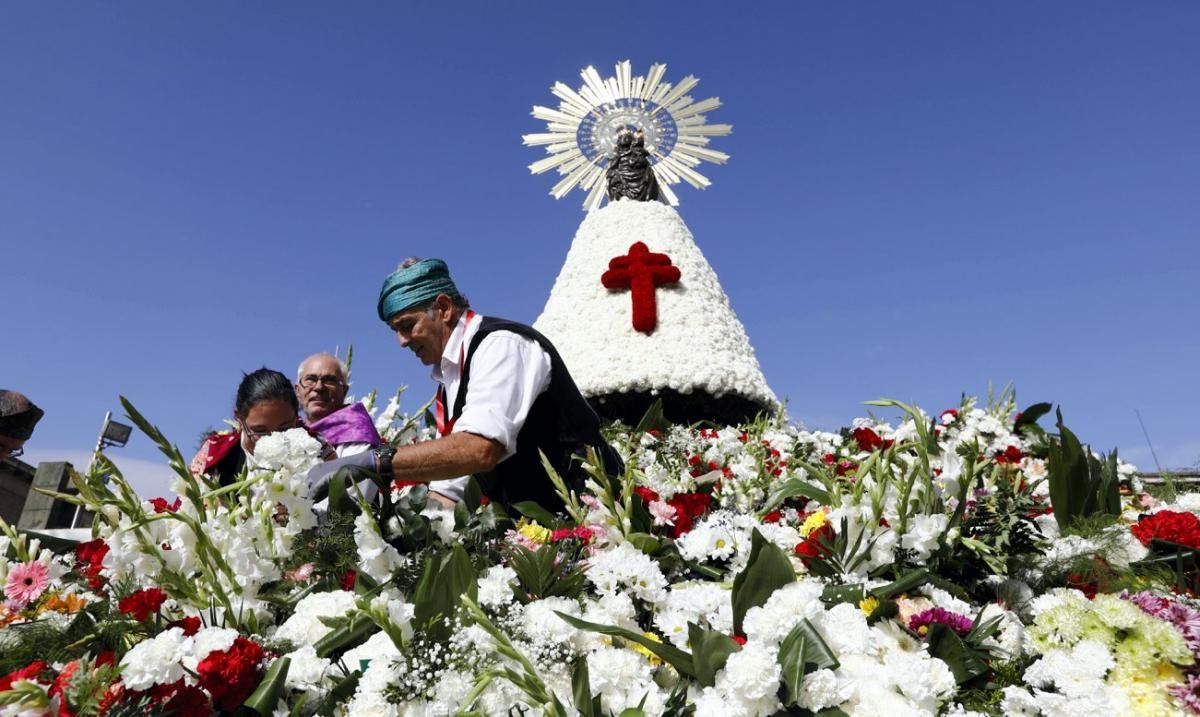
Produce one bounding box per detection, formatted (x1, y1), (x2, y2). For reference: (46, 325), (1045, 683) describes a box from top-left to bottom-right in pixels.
(523, 60), (732, 211)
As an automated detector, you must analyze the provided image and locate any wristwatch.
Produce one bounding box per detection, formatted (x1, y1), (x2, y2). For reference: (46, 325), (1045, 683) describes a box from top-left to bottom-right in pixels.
(373, 444), (396, 480)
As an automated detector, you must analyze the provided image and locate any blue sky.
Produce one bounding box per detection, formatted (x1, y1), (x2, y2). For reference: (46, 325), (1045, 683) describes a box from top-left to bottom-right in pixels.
(3, 2), (1198, 494)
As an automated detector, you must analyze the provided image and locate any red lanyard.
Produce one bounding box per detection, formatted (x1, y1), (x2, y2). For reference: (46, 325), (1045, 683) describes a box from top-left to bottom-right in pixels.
(434, 310), (476, 437)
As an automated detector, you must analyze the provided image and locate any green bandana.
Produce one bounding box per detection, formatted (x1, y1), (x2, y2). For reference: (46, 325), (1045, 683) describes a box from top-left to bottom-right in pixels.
(377, 259), (461, 322)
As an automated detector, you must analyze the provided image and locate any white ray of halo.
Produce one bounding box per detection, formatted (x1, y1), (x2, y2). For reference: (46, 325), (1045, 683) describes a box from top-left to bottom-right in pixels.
(531, 106), (580, 124)
(676, 145), (730, 165)
(529, 150), (582, 175)
(551, 83), (594, 117)
(642, 64), (667, 101)
(673, 97), (722, 120)
(521, 132), (576, 147)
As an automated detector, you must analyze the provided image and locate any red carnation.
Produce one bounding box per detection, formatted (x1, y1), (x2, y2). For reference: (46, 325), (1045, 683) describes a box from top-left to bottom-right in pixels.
(633, 486), (660, 504)
(340, 570), (358, 591)
(74, 538), (109, 590)
(1132, 510), (1200, 550)
(119, 587), (166, 622)
(667, 492), (712, 539)
(145, 681), (210, 717)
(168, 616), (202, 636)
(794, 523), (835, 567)
(162, 684), (211, 717)
(0, 661), (46, 691)
(149, 497), (181, 513)
(995, 446), (1025, 464)
(197, 636), (266, 712)
(762, 511), (782, 524)
(852, 427), (884, 452)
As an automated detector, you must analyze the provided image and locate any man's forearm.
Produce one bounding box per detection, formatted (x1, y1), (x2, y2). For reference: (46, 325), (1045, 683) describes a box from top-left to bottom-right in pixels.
(304, 432), (504, 498)
(389, 431), (505, 483)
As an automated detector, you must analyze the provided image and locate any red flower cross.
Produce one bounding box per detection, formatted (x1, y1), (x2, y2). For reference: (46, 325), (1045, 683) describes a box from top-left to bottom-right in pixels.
(601, 242), (681, 334)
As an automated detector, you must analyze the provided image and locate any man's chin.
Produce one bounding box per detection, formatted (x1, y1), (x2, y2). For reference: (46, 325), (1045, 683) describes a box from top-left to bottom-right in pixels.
(306, 402), (333, 420)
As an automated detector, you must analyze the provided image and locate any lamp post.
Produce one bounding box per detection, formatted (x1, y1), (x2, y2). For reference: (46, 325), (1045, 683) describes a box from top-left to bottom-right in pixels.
(71, 411), (134, 528)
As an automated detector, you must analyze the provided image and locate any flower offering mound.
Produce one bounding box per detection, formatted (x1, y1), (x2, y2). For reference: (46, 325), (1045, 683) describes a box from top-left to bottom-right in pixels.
(534, 199), (777, 425)
(6, 389), (1200, 716)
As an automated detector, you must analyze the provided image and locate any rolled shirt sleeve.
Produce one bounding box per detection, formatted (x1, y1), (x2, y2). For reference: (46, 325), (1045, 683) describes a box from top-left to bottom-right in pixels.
(451, 331), (552, 459)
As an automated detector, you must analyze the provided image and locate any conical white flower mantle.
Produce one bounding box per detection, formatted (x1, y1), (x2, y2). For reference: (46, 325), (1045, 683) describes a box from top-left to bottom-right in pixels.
(535, 199), (777, 424)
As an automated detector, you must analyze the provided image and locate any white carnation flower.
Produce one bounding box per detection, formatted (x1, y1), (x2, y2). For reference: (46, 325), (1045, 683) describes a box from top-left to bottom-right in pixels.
(120, 627), (191, 690)
(273, 590), (357, 646)
(477, 565), (517, 608)
(354, 512), (406, 582)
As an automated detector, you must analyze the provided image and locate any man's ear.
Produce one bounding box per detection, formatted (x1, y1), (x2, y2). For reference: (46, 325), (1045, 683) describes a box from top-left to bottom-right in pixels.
(434, 294), (455, 323)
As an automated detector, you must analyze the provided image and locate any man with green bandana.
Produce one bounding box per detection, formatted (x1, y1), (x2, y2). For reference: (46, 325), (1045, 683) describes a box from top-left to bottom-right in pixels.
(309, 258), (621, 512)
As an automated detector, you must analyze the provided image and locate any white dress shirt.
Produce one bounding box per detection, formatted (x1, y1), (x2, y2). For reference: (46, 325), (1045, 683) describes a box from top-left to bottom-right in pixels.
(432, 312), (552, 500)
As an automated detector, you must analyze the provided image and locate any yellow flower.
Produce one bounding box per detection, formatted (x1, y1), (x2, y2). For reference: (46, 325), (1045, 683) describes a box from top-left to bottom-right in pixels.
(629, 632), (664, 667)
(516, 519), (552, 545)
(859, 596), (880, 617)
(800, 510), (827, 538)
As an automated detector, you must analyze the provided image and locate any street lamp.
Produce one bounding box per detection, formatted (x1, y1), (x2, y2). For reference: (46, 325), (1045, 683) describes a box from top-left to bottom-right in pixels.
(71, 411), (134, 528)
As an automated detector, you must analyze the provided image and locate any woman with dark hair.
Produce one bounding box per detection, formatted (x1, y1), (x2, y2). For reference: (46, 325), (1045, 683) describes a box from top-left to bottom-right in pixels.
(189, 368), (305, 485)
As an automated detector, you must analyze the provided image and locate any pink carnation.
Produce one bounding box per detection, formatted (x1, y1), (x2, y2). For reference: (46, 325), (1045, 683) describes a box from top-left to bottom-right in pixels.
(648, 500), (677, 527)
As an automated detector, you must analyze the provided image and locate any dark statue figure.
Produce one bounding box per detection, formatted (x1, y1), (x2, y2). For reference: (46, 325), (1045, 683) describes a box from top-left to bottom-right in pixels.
(605, 128), (661, 202)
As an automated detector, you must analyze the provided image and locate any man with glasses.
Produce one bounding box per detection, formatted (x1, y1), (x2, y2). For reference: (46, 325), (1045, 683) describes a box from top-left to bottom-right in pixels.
(0, 390), (44, 463)
(295, 353), (384, 460)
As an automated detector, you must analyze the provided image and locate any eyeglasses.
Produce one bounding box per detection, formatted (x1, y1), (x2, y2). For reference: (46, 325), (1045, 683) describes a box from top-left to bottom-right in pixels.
(240, 420), (299, 443)
(299, 375), (344, 389)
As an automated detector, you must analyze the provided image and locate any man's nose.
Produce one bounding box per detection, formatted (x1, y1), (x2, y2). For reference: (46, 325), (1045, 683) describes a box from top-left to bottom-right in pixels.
(397, 333), (410, 348)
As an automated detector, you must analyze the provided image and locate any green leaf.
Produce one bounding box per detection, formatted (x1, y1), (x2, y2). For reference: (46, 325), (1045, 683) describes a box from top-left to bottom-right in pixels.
(630, 490), (654, 533)
(626, 532), (662, 555)
(924, 623), (989, 684)
(778, 618), (839, 705)
(511, 502), (563, 530)
(1048, 409), (1091, 530)
(731, 529), (796, 634)
(325, 467), (366, 516)
(412, 545), (478, 641)
(761, 478), (833, 515)
(634, 399), (669, 434)
(463, 476), (483, 513)
(571, 658), (602, 717)
(556, 612), (696, 679)
(313, 616), (378, 659)
(820, 583), (864, 606)
(1014, 402), (1052, 431)
(241, 657), (290, 714)
(688, 623), (741, 687)
(315, 670), (361, 716)
(869, 569), (929, 600)
(453, 500), (470, 531)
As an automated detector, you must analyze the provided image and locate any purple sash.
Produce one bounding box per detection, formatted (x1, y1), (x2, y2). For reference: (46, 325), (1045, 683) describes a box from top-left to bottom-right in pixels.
(307, 402), (384, 447)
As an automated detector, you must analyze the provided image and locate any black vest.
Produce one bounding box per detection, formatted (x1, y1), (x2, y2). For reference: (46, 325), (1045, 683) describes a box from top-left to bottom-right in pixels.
(452, 318), (623, 512)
